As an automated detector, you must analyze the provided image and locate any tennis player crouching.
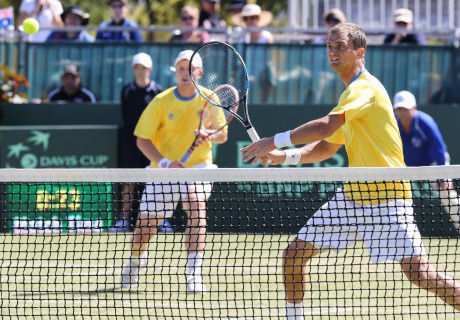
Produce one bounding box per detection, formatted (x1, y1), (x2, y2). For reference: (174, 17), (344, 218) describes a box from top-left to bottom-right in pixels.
(120, 50), (228, 294)
(241, 23), (460, 319)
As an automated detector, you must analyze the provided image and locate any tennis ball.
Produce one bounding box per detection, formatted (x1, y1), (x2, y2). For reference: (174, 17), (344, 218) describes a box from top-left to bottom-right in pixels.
(23, 18), (40, 35)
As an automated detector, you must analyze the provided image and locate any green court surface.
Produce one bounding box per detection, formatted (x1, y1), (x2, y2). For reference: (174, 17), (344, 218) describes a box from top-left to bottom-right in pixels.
(0, 233), (458, 319)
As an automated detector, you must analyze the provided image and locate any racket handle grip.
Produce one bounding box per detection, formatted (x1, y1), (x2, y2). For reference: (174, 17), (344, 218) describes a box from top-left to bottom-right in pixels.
(246, 127), (260, 142)
(246, 127), (272, 165)
(180, 151), (191, 163)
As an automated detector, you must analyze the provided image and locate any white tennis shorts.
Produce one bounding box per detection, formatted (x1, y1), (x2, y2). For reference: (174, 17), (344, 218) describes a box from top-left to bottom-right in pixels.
(297, 190), (426, 263)
(139, 164), (216, 218)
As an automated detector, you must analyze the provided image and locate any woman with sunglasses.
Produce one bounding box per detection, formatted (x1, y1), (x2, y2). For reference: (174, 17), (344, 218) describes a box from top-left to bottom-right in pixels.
(231, 4), (273, 44)
(170, 5), (209, 43)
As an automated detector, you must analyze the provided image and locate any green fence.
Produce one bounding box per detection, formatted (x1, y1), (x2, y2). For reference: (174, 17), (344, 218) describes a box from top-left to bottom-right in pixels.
(1, 41), (458, 105)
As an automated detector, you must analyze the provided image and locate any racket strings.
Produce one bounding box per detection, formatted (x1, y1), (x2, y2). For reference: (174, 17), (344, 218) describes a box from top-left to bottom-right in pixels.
(215, 87), (239, 107)
(191, 43), (247, 105)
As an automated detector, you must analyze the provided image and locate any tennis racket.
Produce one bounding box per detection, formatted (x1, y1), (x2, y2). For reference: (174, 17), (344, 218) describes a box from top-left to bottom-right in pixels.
(180, 84), (239, 163)
(188, 41), (262, 143)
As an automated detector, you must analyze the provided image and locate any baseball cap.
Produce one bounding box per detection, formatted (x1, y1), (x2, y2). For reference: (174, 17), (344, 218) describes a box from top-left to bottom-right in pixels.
(132, 52), (152, 68)
(393, 8), (413, 24)
(174, 50), (202, 69)
(393, 90), (416, 109)
(62, 64), (80, 77)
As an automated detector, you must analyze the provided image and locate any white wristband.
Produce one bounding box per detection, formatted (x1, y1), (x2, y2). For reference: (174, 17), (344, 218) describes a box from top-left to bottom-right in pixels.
(158, 157), (172, 168)
(274, 130), (292, 148)
(283, 148), (301, 165)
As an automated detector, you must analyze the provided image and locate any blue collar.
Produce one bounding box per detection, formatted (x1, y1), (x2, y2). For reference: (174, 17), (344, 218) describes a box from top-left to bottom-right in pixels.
(174, 88), (197, 101)
(349, 68), (366, 86)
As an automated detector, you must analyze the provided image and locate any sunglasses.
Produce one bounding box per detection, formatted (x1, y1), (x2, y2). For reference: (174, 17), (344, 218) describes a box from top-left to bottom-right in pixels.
(395, 21), (409, 27)
(181, 16), (194, 21)
(110, 4), (125, 9)
(243, 16), (259, 22)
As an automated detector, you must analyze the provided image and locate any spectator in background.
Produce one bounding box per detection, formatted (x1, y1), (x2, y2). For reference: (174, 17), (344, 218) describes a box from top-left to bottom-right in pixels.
(228, 0), (247, 15)
(46, 6), (94, 42)
(384, 8), (426, 45)
(231, 3), (274, 44)
(393, 90), (460, 231)
(18, 0), (64, 42)
(313, 8), (346, 44)
(110, 53), (164, 232)
(170, 5), (209, 43)
(47, 64), (96, 103)
(199, 0), (226, 29)
(431, 64), (460, 103)
(120, 50), (228, 293)
(96, 0), (143, 42)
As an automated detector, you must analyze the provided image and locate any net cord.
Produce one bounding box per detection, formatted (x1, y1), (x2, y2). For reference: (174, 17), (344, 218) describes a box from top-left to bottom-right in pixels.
(1, 166), (460, 183)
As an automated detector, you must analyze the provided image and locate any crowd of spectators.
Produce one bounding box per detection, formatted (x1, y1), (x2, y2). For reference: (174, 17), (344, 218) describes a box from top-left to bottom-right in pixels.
(9, 2), (453, 106)
(14, 1), (438, 46)
(9, 2), (457, 113)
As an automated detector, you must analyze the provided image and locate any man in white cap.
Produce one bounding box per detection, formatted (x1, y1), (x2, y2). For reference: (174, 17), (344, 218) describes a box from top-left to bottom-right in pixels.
(120, 50), (228, 293)
(393, 90), (460, 232)
(384, 8), (425, 44)
(110, 52), (164, 232)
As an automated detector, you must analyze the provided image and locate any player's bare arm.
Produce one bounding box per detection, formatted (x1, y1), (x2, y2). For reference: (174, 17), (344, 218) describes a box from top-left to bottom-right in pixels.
(261, 140), (342, 166)
(136, 137), (184, 168)
(291, 113), (344, 145)
(241, 113), (344, 164)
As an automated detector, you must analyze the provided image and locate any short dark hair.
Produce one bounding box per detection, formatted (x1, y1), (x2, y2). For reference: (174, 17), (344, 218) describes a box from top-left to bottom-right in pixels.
(330, 22), (367, 51)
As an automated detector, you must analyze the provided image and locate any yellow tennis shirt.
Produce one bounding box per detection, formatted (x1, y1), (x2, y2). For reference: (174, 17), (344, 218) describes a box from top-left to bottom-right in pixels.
(134, 87), (227, 168)
(325, 71), (411, 203)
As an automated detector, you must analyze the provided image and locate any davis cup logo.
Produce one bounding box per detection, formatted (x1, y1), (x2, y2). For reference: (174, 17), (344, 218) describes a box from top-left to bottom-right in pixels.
(6, 130), (50, 168)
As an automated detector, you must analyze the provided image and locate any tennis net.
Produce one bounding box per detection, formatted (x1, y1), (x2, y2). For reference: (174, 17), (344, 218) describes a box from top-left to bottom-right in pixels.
(0, 166), (459, 319)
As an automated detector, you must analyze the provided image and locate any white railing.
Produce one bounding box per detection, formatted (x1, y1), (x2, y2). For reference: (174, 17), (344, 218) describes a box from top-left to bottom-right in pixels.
(288, 0), (459, 33)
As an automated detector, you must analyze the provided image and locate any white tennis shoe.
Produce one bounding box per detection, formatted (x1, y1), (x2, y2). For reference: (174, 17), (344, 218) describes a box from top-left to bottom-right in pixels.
(121, 252), (148, 288)
(186, 275), (207, 294)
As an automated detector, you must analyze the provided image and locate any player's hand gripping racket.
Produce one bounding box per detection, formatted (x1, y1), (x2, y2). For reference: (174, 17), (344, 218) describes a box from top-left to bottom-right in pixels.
(181, 84), (239, 162)
(188, 41), (263, 143)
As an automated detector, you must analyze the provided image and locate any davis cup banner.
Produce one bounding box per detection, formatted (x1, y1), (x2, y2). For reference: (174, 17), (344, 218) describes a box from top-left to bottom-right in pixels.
(0, 125), (117, 233)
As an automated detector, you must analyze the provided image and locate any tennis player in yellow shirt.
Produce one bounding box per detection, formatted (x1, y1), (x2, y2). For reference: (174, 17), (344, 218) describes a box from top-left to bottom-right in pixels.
(241, 23), (460, 318)
(121, 50), (228, 294)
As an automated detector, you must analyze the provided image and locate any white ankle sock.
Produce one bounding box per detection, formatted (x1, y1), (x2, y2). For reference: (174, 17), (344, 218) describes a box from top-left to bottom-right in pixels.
(187, 252), (203, 276)
(131, 251), (147, 266)
(286, 302), (304, 320)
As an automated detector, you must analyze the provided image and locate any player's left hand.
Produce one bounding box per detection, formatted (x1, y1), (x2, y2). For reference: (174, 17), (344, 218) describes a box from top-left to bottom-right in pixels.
(260, 150), (286, 165)
(169, 161), (185, 168)
(193, 129), (211, 147)
(240, 137), (276, 164)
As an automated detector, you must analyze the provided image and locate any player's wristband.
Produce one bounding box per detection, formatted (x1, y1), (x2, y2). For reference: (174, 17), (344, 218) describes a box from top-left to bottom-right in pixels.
(274, 130), (292, 148)
(158, 158), (172, 168)
(283, 148), (301, 165)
